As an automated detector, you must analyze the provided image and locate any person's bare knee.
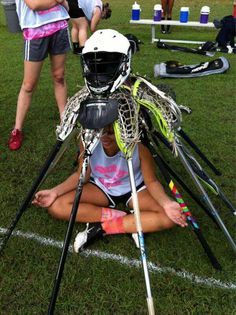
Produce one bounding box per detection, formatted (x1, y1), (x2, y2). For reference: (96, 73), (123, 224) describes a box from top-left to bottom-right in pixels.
(22, 80), (36, 94)
(52, 71), (65, 86)
(48, 199), (66, 220)
(164, 216), (176, 229)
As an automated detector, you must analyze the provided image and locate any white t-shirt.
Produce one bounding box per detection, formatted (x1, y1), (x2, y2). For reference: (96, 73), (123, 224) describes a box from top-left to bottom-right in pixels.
(15, 0), (69, 29)
(90, 142), (144, 196)
(78, 0), (102, 21)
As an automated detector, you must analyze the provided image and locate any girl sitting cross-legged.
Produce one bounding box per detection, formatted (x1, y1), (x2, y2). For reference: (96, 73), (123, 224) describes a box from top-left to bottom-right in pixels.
(32, 124), (187, 252)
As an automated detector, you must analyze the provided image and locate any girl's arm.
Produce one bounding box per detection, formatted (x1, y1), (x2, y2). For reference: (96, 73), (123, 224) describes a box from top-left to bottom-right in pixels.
(33, 141), (91, 207)
(24, 0), (64, 11)
(139, 143), (187, 226)
(139, 143), (172, 207)
(90, 7), (102, 32)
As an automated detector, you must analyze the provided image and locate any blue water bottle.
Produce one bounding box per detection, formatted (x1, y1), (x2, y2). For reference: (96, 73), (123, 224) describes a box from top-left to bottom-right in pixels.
(180, 7), (189, 23)
(132, 2), (141, 20)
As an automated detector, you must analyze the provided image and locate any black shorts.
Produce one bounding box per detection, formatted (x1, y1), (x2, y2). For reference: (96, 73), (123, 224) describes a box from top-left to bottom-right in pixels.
(68, 0), (85, 18)
(89, 178), (146, 208)
(24, 28), (71, 61)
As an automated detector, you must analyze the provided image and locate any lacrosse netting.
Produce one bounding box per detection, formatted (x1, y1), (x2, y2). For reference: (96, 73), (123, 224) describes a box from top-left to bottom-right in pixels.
(132, 76), (183, 155)
(56, 87), (89, 141)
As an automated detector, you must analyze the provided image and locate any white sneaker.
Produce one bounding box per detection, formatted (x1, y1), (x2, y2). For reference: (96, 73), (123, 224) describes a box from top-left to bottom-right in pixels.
(73, 223), (103, 253)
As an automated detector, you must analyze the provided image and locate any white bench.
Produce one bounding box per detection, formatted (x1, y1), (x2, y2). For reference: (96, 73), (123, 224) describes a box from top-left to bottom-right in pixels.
(129, 19), (215, 44)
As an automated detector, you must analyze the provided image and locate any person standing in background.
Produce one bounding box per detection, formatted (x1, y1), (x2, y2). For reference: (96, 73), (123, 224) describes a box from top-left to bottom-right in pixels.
(68, 0), (111, 55)
(8, 0), (71, 151)
(161, 0), (175, 34)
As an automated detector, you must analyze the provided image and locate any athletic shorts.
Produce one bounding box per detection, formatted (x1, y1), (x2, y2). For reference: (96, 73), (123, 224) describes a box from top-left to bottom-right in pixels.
(68, 0), (85, 18)
(24, 28), (71, 61)
(89, 178), (146, 208)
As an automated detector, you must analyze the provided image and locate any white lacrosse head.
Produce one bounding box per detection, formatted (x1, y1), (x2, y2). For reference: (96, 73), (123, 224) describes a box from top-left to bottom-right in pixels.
(81, 29), (132, 95)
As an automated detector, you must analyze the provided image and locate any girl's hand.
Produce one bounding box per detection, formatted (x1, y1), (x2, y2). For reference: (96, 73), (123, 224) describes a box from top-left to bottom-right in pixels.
(32, 190), (58, 208)
(163, 201), (188, 227)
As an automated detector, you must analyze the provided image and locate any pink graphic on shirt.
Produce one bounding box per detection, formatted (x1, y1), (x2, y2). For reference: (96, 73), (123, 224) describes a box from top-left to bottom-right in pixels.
(38, 7), (60, 15)
(95, 164), (128, 189)
(23, 20), (68, 40)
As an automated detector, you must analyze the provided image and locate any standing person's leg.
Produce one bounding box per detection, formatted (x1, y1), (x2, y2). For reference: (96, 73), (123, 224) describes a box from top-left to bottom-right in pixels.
(50, 53), (67, 118)
(68, 0), (83, 54)
(71, 19), (80, 54)
(76, 17), (89, 49)
(161, 0), (167, 33)
(166, 0), (175, 33)
(50, 27), (71, 117)
(8, 60), (43, 150)
(167, 0), (175, 18)
(70, 17), (88, 54)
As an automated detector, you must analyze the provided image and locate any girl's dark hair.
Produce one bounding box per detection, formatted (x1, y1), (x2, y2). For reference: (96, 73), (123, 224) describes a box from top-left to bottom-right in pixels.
(102, 2), (112, 19)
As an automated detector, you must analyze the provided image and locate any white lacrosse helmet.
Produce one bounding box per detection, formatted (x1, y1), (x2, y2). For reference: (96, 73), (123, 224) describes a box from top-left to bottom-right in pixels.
(81, 29), (131, 95)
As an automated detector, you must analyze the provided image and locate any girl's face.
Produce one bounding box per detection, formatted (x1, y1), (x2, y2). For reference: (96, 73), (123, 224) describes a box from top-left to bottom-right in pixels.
(100, 125), (118, 153)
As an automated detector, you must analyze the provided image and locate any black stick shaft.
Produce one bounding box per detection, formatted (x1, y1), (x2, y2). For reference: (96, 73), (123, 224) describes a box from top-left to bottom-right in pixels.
(178, 128), (221, 176)
(47, 176), (84, 315)
(0, 140), (63, 254)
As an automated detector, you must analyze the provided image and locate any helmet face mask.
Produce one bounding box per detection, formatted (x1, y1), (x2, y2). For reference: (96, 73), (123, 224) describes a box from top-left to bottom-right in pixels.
(81, 29), (131, 95)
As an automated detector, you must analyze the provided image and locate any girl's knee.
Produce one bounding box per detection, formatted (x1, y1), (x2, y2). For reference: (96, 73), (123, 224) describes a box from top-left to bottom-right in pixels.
(48, 201), (64, 220)
(52, 73), (65, 85)
(165, 218), (176, 229)
(22, 81), (36, 93)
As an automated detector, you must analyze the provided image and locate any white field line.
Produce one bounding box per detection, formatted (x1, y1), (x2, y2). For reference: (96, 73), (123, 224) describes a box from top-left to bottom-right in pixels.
(0, 227), (235, 290)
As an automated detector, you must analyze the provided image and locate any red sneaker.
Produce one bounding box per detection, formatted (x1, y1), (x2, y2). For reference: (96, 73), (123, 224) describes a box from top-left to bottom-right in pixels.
(8, 129), (23, 150)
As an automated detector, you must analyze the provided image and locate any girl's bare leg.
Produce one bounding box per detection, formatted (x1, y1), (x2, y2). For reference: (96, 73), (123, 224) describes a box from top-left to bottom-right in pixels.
(123, 189), (175, 233)
(48, 183), (110, 222)
(76, 17), (89, 48)
(15, 60), (43, 130)
(167, 0), (175, 18)
(50, 53), (67, 117)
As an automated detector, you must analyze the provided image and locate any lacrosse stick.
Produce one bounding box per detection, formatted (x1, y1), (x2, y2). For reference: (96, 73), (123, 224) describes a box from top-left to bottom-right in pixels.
(175, 139), (236, 253)
(0, 88), (89, 255)
(131, 76), (236, 254)
(180, 143), (236, 215)
(177, 127), (221, 176)
(48, 129), (101, 315)
(112, 88), (155, 315)
(156, 41), (215, 57)
(146, 79), (221, 176)
(150, 130), (220, 226)
(140, 129), (217, 221)
(141, 125), (221, 270)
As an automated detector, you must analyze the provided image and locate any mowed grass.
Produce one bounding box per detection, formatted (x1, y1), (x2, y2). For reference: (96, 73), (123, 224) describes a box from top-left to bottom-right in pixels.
(0, 1), (235, 314)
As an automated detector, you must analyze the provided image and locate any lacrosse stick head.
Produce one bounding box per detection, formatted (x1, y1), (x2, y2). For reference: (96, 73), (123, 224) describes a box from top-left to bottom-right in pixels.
(81, 29), (132, 96)
(111, 88), (140, 158)
(132, 77), (182, 155)
(56, 87), (89, 141)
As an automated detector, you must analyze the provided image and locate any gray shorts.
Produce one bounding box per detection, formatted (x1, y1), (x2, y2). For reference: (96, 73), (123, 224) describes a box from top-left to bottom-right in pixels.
(24, 27), (71, 61)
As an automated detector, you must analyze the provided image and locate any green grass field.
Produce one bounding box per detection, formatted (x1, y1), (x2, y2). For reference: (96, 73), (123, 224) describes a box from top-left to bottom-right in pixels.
(0, 1), (235, 314)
